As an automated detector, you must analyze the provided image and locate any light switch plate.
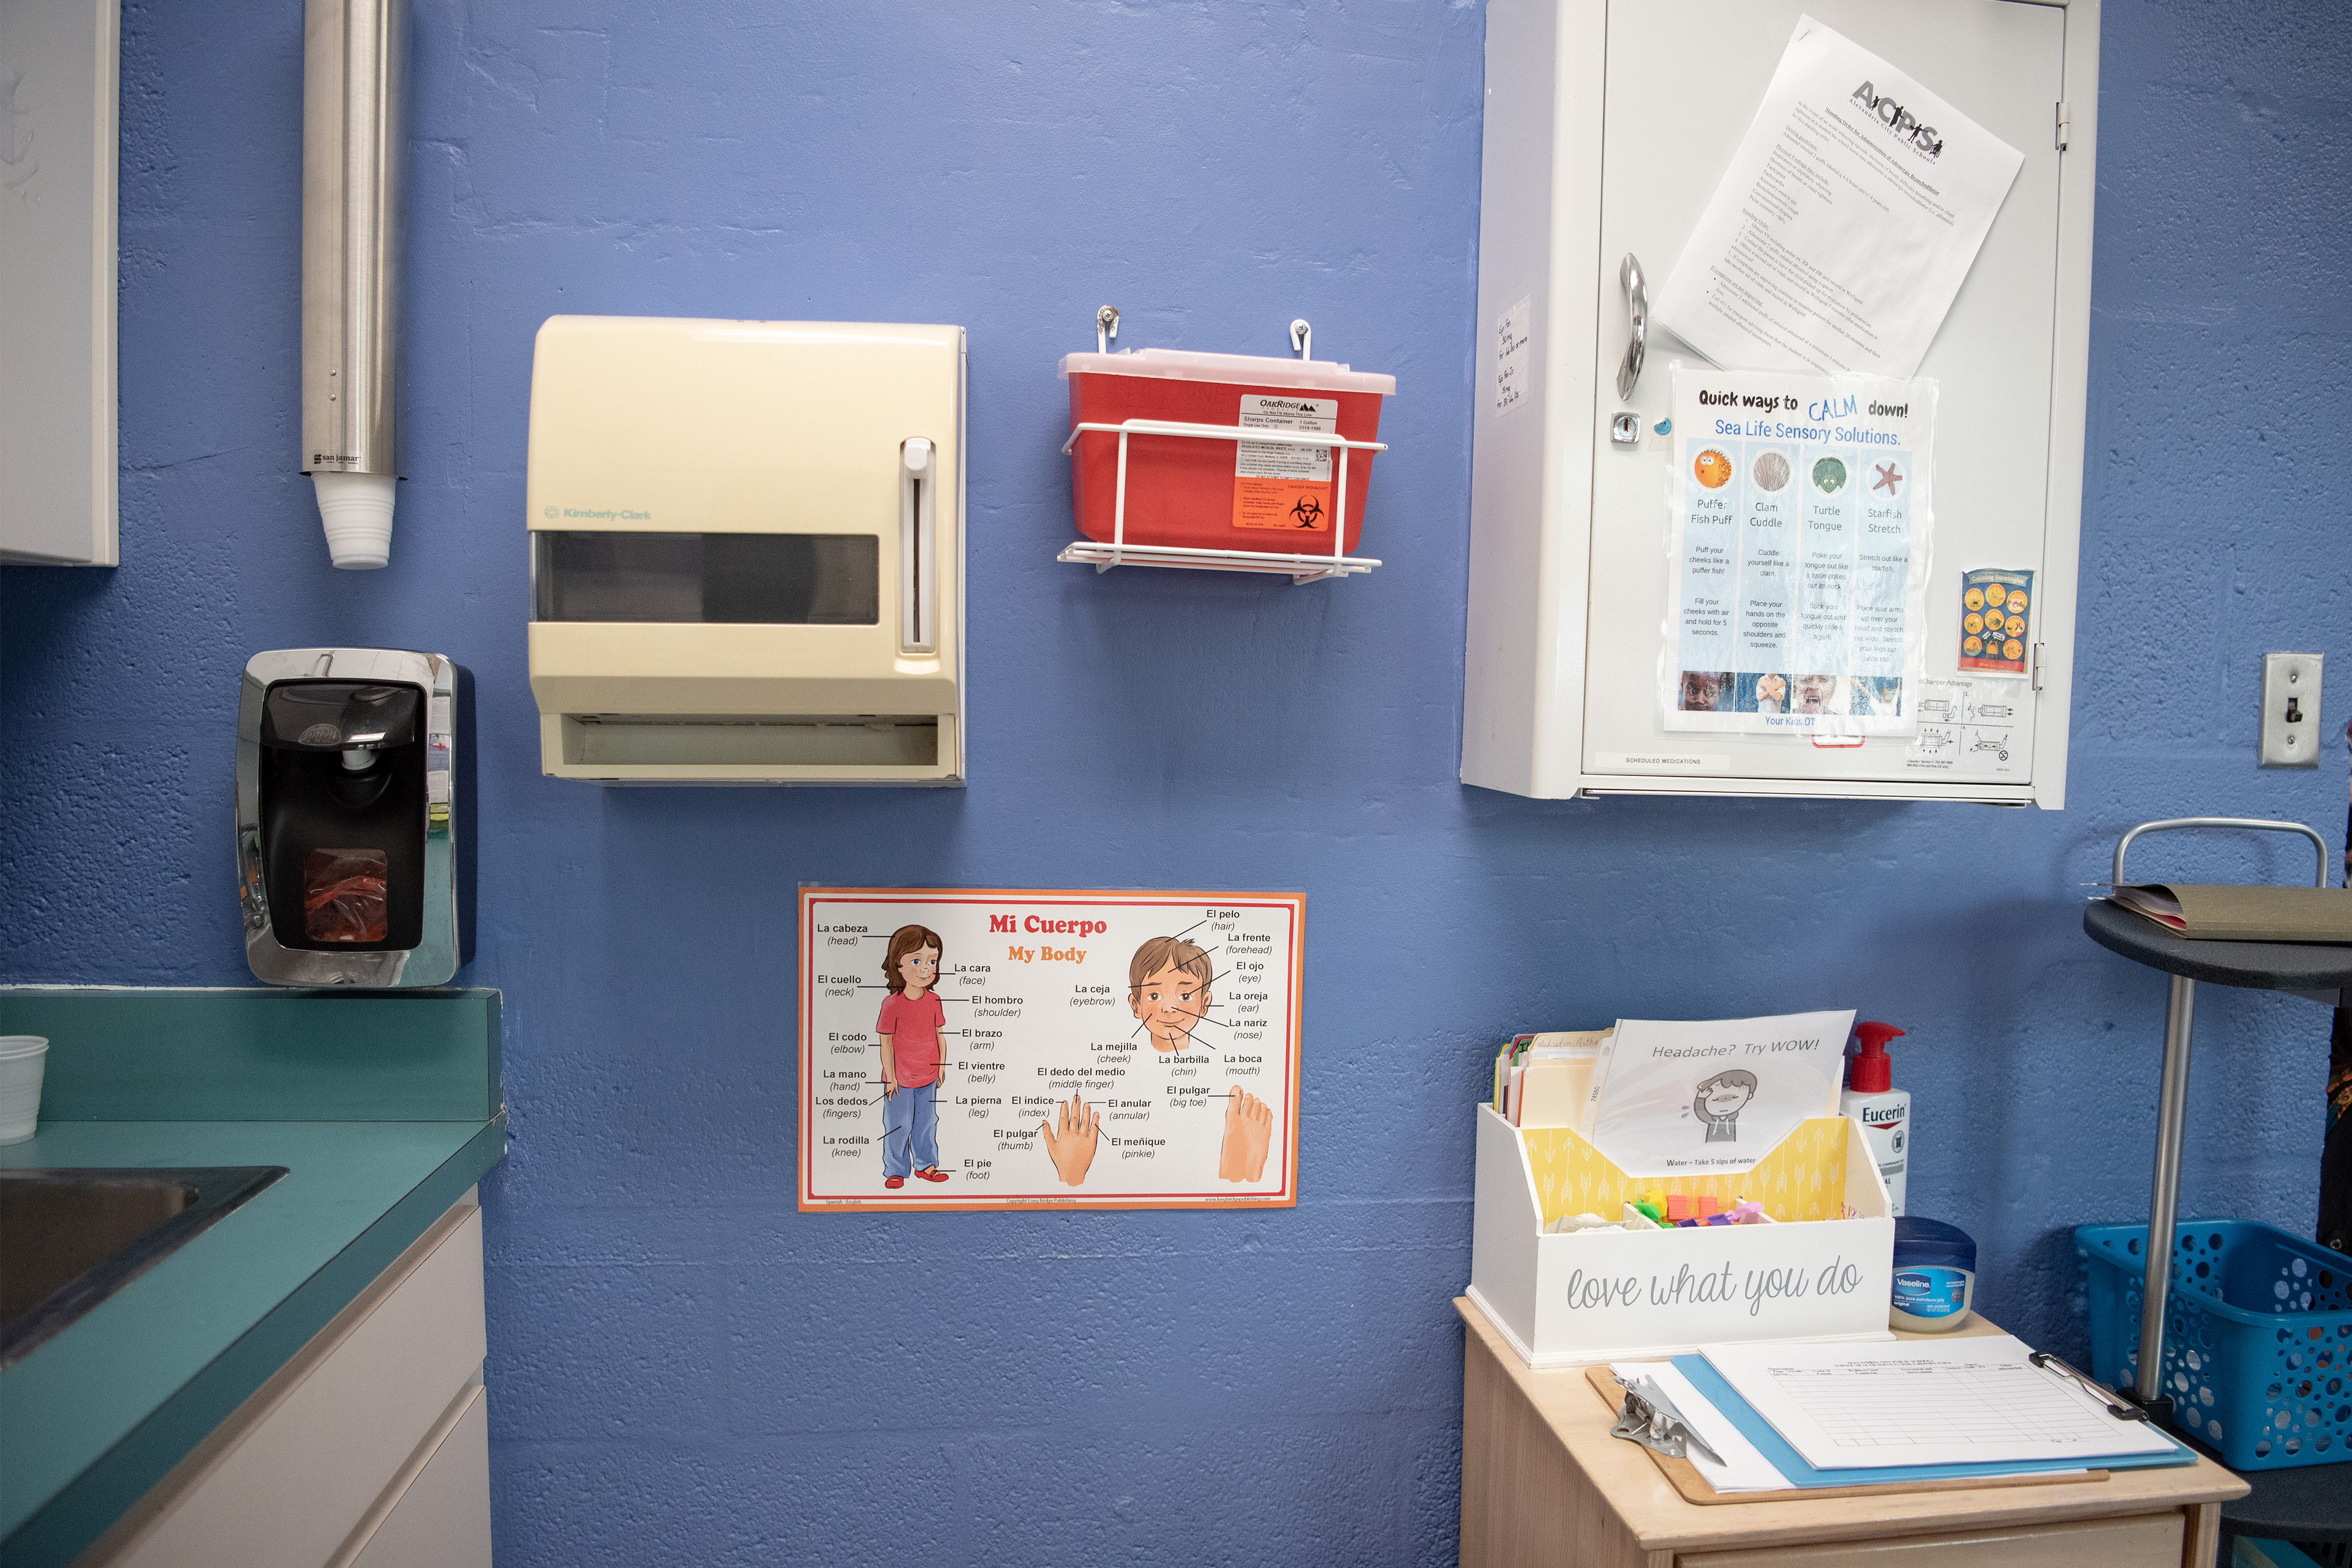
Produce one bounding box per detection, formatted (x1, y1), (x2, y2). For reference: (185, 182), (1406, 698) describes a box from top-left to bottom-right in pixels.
(2260, 652), (2323, 767)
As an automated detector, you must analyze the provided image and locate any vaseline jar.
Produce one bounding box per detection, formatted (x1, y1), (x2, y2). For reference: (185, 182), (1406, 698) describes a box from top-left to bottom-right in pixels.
(1890, 1216), (1977, 1332)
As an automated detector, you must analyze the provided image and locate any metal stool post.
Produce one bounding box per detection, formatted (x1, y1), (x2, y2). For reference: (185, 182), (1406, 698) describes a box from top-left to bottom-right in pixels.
(2109, 818), (2329, 1418)
(2136, 973), (2195, 1414)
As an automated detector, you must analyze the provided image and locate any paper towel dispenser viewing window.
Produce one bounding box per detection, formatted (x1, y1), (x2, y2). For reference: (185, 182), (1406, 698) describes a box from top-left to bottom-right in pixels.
(526, 316), (966, 785)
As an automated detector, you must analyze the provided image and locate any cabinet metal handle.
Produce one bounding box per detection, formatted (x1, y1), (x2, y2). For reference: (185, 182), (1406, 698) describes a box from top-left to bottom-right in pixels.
(1615, 253), (1648, 402)
(900, 439), (937, 655)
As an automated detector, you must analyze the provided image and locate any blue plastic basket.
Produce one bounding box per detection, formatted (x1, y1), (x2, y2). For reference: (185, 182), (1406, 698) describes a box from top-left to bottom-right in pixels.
(2077, 1220), (2352, 1470)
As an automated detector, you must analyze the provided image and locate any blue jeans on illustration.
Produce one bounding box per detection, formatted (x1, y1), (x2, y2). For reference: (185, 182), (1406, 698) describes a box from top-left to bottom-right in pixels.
(883, 1080), (940, 1180)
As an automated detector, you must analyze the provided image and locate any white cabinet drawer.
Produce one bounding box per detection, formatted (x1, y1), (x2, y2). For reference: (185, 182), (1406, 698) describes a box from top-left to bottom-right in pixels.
(1678, 1512), (2186, 1568)
(349, 1382), (492, 1568)
(85, 1202), (487, 1568)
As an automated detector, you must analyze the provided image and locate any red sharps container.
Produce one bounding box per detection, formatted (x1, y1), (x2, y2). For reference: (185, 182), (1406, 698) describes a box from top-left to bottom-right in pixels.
(1060, 348), (1395, 556)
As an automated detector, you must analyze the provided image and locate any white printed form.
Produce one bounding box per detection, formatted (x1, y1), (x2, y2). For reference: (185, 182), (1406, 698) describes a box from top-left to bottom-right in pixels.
(1651, 15), (2024, 379)
(799, 888), (1302, 1212)
(1702, 1336), (2180, 1470)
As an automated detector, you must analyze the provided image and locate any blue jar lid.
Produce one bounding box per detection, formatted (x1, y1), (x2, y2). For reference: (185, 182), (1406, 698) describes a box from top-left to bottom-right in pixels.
(1893, 1216), (1976, 1272)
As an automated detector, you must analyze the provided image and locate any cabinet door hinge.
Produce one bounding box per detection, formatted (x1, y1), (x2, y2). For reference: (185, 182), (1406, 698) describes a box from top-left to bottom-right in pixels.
(2055, 102), (2070, 152)
(2031, 643), (2047, 692)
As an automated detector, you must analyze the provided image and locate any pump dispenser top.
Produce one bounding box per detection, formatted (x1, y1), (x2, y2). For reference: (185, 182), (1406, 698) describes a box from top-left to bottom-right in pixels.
(1849, 1022), (1904, 1093)
(1840, 1020), (1910, 1216)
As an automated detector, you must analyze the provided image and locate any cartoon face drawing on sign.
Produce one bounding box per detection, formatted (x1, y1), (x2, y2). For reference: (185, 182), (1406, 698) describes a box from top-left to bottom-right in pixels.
(1128, 935), (1213, 1054)
(1693, 1069), (1758, 1144)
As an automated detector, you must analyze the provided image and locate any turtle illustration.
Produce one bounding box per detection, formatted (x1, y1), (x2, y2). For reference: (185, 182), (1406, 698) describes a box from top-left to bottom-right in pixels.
(1812, 456), (1848, 494)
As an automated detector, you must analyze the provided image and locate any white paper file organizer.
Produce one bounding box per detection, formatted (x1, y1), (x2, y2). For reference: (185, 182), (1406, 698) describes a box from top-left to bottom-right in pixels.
(1466, 1105), (1895, 1368)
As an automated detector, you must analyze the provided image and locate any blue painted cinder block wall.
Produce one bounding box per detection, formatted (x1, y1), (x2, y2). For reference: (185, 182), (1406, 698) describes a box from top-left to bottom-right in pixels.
(5, 1), (2348, 1560)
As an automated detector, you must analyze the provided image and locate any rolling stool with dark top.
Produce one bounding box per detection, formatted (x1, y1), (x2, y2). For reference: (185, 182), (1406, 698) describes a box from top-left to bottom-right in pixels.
(2084, 817), (2352, 1562)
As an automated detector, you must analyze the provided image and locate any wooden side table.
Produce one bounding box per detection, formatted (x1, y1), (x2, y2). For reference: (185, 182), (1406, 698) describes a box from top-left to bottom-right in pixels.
(1456, 1296), (2248, 1568)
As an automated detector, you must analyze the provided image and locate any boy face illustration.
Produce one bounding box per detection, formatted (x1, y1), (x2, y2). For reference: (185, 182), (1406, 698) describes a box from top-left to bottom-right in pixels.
(1702, 1078), (1754, 1121)
(1131, 961), (1208, 1052)
(897, 946), (939, 993)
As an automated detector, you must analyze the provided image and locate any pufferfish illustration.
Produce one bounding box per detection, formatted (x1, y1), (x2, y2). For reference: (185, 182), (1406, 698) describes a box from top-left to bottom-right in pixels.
(1694, 450), (1733, 489)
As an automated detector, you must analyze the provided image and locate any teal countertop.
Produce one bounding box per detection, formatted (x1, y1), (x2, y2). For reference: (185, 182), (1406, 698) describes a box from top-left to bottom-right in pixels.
(0, 989), (506, 1568)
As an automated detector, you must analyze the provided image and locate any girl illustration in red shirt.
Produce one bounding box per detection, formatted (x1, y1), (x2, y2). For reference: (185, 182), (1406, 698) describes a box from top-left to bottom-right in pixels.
(877, 924), (949, 1189)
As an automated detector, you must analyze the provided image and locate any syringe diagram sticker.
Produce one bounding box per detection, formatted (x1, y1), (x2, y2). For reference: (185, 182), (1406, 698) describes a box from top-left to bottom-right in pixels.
(798, 888), (1303, 1212)
(1662, 366), (1936, 737)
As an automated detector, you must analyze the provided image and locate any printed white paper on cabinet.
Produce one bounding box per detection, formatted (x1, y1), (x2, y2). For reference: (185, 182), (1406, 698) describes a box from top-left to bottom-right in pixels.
(1651, 15), (2024, 380)
(1664, 366), (1934, 737)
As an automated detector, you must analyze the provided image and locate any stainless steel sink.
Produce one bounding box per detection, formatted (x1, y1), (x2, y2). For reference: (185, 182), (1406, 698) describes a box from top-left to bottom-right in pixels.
(0, 1166), (287, 1367)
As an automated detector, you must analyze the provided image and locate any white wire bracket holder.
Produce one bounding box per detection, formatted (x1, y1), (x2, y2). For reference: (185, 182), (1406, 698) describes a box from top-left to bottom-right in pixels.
(1057, 417), (1387, 584)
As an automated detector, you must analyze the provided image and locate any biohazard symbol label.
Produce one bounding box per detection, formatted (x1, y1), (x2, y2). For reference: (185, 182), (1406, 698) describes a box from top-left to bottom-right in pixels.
(1233, 478), (1333, 531)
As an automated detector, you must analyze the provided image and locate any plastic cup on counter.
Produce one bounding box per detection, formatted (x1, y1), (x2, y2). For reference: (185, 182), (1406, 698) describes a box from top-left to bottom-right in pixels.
(0, 1036), (51, 1144)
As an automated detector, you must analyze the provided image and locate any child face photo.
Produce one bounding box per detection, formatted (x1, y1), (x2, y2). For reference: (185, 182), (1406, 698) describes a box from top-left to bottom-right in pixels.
(1131, 960), (1208, 1052)
(1793, 673), (1842, 714)
(1679, 670), (1730, 712)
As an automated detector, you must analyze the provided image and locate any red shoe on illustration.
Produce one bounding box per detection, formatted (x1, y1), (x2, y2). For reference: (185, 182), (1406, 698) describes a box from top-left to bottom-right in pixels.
(883, 1176), (905, 1189)
(914, 1167), (949, 1183)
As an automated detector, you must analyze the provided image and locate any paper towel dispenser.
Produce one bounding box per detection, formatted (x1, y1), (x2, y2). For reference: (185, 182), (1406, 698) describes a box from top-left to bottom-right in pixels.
(526, 317), (965, 784)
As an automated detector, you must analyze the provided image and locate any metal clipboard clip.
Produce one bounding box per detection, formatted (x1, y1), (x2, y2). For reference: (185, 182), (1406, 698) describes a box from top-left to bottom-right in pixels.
(1609, 1374), (1725, 1462)
(2027, 1350), (2152, 1422)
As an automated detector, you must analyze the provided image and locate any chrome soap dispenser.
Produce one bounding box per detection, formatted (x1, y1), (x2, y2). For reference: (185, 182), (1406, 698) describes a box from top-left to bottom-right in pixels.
(236, 649), (473, 986)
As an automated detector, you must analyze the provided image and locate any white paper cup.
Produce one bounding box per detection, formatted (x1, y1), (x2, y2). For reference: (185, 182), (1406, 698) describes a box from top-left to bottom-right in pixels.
(0, 1036), (50, 1145)
(314, 472), (397, 570)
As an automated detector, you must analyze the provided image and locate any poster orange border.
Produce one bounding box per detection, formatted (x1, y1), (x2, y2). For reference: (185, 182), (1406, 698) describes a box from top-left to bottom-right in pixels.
(797, 887), (1304, 1213)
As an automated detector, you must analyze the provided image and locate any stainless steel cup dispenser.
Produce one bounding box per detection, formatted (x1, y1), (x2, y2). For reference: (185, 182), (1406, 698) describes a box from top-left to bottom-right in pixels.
(236, 649), (472, 986)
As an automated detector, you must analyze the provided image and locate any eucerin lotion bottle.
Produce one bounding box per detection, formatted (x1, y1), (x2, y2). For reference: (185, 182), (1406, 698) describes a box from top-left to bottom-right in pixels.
(1840, 1022), (1910, 1217)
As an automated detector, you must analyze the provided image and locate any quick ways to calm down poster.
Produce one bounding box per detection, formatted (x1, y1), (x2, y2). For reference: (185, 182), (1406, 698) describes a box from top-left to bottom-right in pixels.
(797, 888), (1303, 1211)
(1663, 366), (1936, 738)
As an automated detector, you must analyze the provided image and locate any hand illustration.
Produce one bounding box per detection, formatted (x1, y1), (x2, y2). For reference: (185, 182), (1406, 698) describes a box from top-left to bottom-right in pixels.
(1041, 1093), (1098, 1187)
(1218, 1087), (1273, 1183)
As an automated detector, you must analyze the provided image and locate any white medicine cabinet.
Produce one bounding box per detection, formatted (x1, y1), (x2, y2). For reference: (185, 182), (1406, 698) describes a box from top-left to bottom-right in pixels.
(1461, 0), (2098, 806)
(0, 0), (119, 567)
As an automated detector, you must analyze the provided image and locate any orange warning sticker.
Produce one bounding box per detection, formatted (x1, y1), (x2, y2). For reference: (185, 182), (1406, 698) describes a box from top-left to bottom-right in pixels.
(1234, 478), (1333, 531)
(1232, 394), (1338, 533)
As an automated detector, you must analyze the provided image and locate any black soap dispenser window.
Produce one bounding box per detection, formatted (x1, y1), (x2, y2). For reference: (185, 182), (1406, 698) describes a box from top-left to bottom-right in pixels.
(237, 650), (472, 986)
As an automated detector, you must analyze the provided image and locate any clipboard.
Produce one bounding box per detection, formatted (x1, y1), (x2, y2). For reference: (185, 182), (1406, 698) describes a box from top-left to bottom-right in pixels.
(1670, 1351), (2192, 1488)
(1582, 1368), (2109, 1506)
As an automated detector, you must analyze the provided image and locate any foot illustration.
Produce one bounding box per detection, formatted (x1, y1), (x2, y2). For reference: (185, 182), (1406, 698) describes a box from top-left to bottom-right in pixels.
(884, 1175), (905, 1189)
(914, 1167), (949, 1183)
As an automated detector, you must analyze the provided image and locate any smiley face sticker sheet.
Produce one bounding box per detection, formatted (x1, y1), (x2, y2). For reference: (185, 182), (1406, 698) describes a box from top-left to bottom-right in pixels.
(1957, 567), (2034, 675)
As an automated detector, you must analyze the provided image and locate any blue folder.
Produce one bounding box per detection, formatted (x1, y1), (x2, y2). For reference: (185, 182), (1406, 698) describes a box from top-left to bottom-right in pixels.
(1668, 1354), (2196, 1489)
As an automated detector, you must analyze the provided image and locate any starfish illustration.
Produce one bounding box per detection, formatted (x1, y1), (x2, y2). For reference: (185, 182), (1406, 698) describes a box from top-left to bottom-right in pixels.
(1872, 462), (1904, 496)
